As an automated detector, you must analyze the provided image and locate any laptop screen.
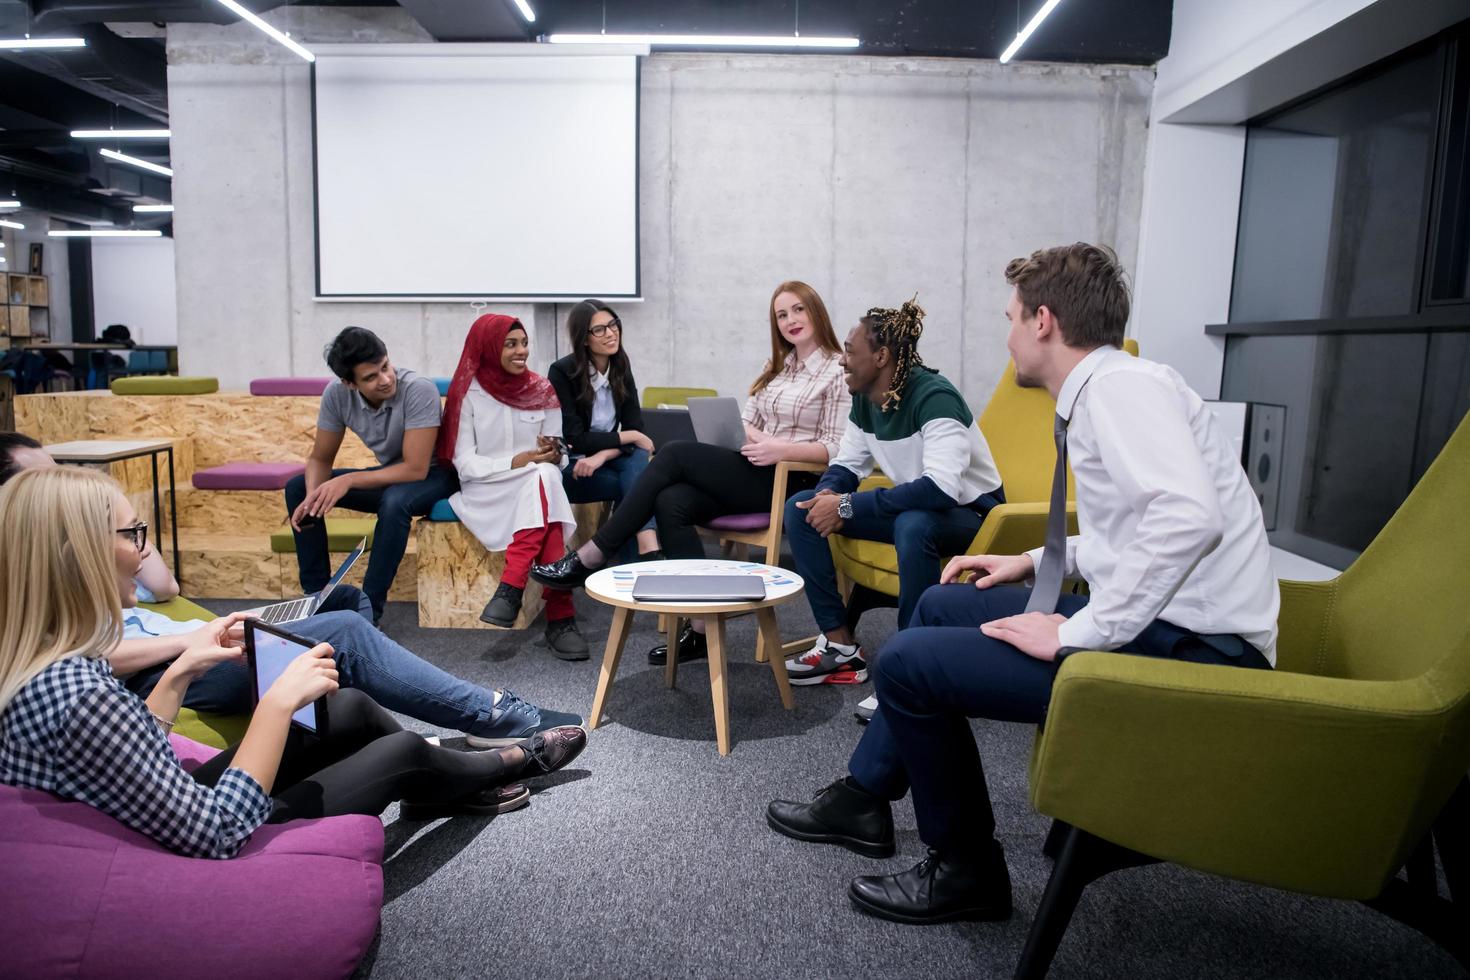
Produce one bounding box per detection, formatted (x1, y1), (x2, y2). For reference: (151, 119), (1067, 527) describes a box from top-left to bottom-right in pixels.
(315, 538), (366, 607)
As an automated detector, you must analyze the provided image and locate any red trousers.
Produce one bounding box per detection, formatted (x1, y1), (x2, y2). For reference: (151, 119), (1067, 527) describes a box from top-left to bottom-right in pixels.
(500, 483), (574, 621)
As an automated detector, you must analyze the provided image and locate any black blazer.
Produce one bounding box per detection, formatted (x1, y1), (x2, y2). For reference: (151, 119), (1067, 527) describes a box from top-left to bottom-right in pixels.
(547, 354), (646, 456)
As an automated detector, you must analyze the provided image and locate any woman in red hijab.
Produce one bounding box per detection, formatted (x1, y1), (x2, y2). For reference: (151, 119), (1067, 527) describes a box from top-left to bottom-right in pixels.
(439, 314), (588, 659)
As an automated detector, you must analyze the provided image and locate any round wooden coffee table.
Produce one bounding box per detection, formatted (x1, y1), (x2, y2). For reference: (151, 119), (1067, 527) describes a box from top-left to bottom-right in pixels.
(583, 558), (806, 756)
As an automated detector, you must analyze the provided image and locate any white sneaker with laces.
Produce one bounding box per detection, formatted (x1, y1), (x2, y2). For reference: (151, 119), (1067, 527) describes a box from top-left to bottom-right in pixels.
(855, 694), (879, 724)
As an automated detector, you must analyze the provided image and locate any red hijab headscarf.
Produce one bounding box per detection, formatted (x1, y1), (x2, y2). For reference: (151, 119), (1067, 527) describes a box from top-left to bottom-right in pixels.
(437, 314), (560, 464)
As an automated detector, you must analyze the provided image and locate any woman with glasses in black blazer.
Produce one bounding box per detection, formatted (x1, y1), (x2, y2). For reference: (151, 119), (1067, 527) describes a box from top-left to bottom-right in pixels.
(546, 300), (661, 559)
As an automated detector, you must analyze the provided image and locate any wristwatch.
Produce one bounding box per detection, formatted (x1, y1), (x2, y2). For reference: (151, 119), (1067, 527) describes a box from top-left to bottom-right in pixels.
(837, 493), (854, 520)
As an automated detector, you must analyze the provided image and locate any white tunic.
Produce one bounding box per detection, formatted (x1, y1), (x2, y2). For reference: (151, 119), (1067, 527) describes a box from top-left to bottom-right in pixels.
(447, 381), (575, 551)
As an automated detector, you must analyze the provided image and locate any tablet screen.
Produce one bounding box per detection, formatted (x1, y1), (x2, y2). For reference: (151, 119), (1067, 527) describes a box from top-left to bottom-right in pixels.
(251, 628), (320, 732)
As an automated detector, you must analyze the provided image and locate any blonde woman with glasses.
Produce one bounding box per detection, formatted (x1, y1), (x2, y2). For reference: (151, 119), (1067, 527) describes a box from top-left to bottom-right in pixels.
(0, 467), (586, 858)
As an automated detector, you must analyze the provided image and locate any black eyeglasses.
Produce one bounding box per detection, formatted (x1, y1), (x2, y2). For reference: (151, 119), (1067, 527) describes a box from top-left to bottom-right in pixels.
(117, 521), (148, 552)
(589, 319), (622, 338)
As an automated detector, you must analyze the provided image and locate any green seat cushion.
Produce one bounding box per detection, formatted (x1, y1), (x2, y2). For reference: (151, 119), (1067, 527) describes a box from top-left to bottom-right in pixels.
(271, 518), (377, 553)
(141, 595), (216, 624)
(138, 596), (246, 749)
(111, 376), (220, 395)
(173, 710), (249, 749)
(641, 386), (717, 408)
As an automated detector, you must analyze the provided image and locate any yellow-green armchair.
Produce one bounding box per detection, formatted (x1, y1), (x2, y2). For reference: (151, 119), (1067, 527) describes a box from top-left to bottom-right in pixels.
(1016, 410), (1470, 977)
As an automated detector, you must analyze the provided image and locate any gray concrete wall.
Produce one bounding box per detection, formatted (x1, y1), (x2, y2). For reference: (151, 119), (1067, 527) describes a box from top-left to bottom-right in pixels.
(168, 8), (1153, 408)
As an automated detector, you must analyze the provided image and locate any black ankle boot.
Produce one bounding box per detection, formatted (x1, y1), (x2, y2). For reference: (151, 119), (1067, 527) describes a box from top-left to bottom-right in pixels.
(530, 552), (595, 590)
(480, 582), (524, 627)
(766, 776), (895, 858)
(848, 843), (1012, 924)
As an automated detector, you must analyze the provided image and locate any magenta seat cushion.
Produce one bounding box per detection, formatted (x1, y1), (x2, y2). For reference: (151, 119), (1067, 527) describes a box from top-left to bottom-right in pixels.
(250, 377), (335, 397)
(192, 461), (306, 491)
(704, 513), (770, 531)
(0, 734), (384, 980)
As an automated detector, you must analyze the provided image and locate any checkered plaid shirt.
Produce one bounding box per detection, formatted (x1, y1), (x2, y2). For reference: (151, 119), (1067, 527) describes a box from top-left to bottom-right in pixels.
(0, 654), (271, 859)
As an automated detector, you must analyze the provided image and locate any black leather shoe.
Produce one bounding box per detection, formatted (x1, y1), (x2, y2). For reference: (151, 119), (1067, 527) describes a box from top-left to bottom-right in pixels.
(514, 725), (588, 779)
(848, 845), (1013, 924)
(766, 777), (895, 859)
(647, 624), (708, 665)
(398, 783), (530, 821)
(480, 582), (523, 627)
(530, 552), (595, 590)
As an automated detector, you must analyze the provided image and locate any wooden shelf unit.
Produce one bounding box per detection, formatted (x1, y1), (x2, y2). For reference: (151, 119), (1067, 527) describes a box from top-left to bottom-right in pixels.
(2, 272), (49, 341)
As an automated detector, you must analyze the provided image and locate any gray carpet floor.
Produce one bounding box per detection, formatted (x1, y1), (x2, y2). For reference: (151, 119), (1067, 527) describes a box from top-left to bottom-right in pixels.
(206, 587), (1463, 980)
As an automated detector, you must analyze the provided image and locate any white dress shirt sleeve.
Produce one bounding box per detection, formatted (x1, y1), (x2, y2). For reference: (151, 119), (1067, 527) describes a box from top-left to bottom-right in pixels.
(1024, 536), (1080, 581)
(1058, 373), (1226, 652)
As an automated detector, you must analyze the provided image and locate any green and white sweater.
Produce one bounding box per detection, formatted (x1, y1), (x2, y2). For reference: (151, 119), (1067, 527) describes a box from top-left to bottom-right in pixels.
(815, 367), (1004, 519)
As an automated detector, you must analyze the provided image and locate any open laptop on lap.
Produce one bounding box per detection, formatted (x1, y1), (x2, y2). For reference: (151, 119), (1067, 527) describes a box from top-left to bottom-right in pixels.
(241, 538), (367, 625)
(686, 397), (746, 451)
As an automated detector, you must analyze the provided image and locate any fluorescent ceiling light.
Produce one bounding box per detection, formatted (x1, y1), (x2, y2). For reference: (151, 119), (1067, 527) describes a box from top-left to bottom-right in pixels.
(0, 219), (23, 229)
(49, 229), (163, 238)
(511, 0), (535, 24)
(210, 0), (314, 62)
(999, 0), (1065, 64)
(0, 37), (86, 50)
(132, 204), (175, 213)
(99, 147), (173, 177)
(0, 200), (18, 207)
(71, 128), (171, 139)
(547, 33), (859, 49)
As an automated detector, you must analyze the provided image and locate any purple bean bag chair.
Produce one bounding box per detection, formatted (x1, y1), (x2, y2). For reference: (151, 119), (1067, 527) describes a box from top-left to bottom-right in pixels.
(0, 734), (384, 979)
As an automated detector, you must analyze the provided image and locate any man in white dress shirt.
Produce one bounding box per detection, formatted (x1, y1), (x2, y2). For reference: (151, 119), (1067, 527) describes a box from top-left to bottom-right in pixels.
(765, 242), (1279, 925)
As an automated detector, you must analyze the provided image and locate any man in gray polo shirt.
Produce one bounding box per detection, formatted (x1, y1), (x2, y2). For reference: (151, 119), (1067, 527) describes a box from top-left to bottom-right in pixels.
(285, 326), (458, 623)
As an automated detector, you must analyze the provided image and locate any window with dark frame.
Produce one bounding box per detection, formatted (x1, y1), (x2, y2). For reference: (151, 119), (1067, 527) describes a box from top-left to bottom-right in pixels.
(1218, 18), (1470, 570)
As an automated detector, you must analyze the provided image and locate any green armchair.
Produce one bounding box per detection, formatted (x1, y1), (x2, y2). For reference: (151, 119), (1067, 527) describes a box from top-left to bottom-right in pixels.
(1017, 412), (1470, 976)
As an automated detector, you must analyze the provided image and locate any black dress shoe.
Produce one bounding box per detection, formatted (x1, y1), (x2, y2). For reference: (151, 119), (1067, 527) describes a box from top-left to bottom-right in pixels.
(766, 777), (895, 859)
(530, 552), (595, 590)
(848, 845), (1013, 924)
(513, 725), (588, 779)
(647, 624), (708, 665)
(398, 783), (530, 821)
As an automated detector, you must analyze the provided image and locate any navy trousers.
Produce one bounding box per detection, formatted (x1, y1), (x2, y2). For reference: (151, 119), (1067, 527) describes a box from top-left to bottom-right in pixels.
(784, 490), (1001, 632)
(848, 583), (1272, 855)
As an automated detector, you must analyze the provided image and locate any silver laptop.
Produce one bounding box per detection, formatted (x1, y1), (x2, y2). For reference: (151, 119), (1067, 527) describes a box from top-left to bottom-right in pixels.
(631, 574), (766, 602)
(687, 396), (747, 451)
(242, 538), (367, 624)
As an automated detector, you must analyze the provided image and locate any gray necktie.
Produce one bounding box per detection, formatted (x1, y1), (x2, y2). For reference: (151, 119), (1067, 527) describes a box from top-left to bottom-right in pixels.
(1025, 412), (1069, 615)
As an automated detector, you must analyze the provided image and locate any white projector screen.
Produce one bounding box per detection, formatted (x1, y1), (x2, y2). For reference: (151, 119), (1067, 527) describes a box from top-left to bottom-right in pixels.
(312, 45), (640, 299)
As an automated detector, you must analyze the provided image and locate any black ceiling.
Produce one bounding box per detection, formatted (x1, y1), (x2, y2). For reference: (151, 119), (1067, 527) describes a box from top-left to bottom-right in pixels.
(0, 0), (1172, 230)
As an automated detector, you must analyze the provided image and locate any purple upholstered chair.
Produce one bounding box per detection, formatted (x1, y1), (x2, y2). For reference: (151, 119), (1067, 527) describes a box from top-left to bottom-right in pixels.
(0, 734), (384, 979)
(249, 377), (335, 397)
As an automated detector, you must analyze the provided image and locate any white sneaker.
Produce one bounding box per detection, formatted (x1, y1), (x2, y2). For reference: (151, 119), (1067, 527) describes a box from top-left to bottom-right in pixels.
(784, 634), (868, 686)
(855, 694), (879, 724)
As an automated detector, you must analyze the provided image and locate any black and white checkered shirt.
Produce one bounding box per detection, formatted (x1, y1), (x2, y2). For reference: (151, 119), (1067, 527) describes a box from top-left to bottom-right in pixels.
(0, 654), (271, 859)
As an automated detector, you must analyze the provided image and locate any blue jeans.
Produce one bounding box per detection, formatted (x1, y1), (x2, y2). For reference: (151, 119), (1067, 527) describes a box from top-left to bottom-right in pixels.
(564, 448), (656, 562)
(284, 465), (458, 618)
(848, 584), (1271, 853)
(127, 590), (508, 739)
(784, 490), (995, 632)
(125, 585), (372, 710)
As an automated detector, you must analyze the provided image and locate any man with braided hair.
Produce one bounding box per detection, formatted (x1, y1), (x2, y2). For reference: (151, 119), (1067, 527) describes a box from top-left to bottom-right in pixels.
(782, 298), (1005, 699)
